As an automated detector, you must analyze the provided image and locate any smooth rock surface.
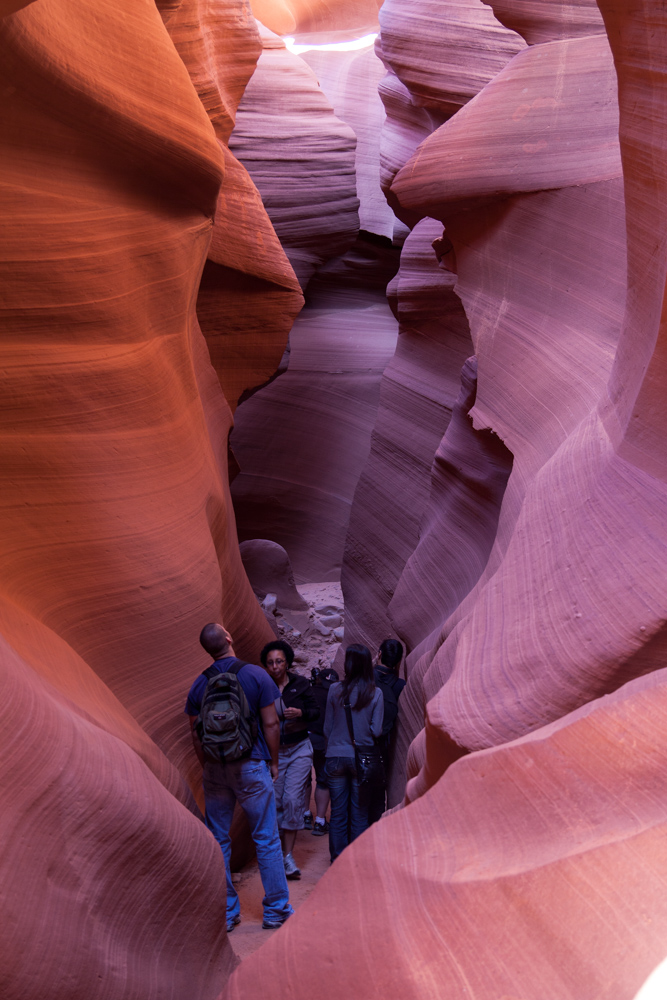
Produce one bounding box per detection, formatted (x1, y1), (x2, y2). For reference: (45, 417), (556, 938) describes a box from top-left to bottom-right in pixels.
(298, 34), (397, 238)
(379, 0), (525, 123)
(165, 1), (304, 411)
(231, 236), (399, 582)
(0, 1), (288, 995)
(341, 218), (473, 651)
(387, 23), (635, 802)
(230, 23), (359, 289)
(240, 539), (308, 610)
(486, 0), (605, 44)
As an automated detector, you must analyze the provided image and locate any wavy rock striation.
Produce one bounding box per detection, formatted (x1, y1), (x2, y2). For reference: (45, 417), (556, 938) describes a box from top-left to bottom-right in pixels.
(342, 0), (523, 660)
(229, 17), (401, 582)
(0, 0), (299, 995)
(231, 236), (400, 582)
(229, 23), (359, 289)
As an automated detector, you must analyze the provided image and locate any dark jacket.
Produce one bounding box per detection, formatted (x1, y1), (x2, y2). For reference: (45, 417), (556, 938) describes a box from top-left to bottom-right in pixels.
(374, 666), (406, 698)
(373, 666), (406, 739)
(275, 671), (320, 747)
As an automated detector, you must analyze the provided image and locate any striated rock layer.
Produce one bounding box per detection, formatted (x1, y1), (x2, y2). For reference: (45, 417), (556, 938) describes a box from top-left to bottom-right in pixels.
(0, 0), (299, 995)
(297, 33), (398, 239)
(231, 236), (400, 582)
(388, 14), (655, 806)
(229, 23), (359, 290)
(342, 0), (523, 658)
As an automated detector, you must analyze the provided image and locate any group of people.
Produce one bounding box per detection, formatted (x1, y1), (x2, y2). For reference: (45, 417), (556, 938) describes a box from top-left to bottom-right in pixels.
(185, 622), (405, 933)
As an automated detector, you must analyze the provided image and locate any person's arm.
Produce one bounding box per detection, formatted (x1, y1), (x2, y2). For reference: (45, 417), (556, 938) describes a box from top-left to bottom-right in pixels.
(283, 680), (319, 723)
(188, 715), (205, 768)
(370, 690), (384, 739)
(260, 702), (281, 780)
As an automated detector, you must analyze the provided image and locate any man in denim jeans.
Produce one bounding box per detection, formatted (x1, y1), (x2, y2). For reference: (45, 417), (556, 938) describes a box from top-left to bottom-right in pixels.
(185, 623), (293, 932)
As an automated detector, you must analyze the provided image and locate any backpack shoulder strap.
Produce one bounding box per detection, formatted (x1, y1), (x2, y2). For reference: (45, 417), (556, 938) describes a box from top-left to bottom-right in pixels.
(203, 657), (248, 681)
(222, 657), (248, 676)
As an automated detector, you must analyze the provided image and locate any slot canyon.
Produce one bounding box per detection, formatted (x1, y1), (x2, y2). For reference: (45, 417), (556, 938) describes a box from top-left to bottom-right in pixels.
(3, 0), (667, 997)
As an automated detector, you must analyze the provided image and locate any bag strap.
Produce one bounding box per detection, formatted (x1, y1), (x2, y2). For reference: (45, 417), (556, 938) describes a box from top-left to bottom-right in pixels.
(343, 700), (358, 750)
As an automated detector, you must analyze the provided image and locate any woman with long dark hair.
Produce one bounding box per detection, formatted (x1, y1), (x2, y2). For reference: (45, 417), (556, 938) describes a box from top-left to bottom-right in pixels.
(323, 644), (384, 862)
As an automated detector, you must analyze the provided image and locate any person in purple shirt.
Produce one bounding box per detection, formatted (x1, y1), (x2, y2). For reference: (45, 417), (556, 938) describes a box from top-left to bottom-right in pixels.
(185, 622), (293, 932)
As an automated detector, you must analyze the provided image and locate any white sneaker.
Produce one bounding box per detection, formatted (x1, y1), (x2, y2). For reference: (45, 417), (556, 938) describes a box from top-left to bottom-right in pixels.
(284, 852), (301, 880)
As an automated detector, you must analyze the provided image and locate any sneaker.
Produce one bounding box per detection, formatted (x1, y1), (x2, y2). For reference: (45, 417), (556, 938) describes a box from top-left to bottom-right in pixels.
(311, 820), (329, 836)
(262, 911), (292, 930)
(226, 914), (241, 934)
(283, 852), (301, 880)
(303, 811), (313, 830)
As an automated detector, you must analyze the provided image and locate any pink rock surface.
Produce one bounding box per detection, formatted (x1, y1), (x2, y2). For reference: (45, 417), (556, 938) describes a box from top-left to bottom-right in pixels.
(386, 26), (639, 802)
(229, 23), (359, 289)
(239, 538), (308, 610)
(341, 218), (472, 648)
(231, 242), (399, 582)
(297, 34), (397, 239)
(379, 0), (525, 124)
(390, 34), (621, 215)
(487, 0), (605, 44)
(377, 56), (433, 205)
(388, 355), (513, 651)
(341, 0), (527, 655)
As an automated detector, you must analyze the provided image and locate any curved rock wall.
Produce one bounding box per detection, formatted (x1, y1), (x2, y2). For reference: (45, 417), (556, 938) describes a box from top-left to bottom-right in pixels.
(0, 0), (298, 995)
(5, 0), (667, 996)
(229, 23), (359, 289)
(386, 11), (640, 802)
(229, 25), (400, 583)
(342, 0), (523, 656)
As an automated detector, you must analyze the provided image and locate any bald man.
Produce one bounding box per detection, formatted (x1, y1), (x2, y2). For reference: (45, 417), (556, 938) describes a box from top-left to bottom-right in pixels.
(185, 623), (293, 932)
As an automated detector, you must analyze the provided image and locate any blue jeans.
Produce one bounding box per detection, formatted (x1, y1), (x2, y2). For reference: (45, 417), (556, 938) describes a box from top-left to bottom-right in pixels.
(203, 758), (293, 923)
(325, 756), (369, 861)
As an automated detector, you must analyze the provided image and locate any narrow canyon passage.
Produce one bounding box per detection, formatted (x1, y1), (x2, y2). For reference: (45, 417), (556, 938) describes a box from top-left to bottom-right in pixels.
(4, 2), (667, 1000)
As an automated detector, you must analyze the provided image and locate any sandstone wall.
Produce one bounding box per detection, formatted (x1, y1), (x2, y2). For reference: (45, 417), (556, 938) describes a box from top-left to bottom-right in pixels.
(5, 0), (667, 996)
(342, 0), (524, 658)
(228, 26), (401, 582)
(222, 2), (667, 994)
(0, 0), (300, 995)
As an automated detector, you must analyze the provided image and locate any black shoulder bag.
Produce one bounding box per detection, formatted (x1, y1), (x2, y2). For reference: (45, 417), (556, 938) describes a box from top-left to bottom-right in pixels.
(343, 699), (386, 803)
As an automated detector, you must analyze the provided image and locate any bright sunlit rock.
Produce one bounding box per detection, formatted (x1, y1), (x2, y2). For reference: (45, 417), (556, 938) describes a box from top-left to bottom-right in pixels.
(283, 32), (377, 54)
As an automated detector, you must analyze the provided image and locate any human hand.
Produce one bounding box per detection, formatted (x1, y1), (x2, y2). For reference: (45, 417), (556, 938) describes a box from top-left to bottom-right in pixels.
(270, 762), (279, 781)
(283, 706), (302, 719)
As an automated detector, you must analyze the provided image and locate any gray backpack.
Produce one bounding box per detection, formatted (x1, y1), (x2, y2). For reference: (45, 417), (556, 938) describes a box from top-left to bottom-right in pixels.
(196, 658), (258, 762)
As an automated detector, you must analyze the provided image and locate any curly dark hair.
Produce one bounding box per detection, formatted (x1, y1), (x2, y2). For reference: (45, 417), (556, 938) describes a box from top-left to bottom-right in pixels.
(260, 639), (295, 668)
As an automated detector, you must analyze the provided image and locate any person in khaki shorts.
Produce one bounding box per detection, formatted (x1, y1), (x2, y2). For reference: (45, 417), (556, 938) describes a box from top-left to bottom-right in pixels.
(261, 640), (320, 880)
